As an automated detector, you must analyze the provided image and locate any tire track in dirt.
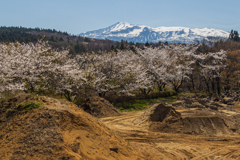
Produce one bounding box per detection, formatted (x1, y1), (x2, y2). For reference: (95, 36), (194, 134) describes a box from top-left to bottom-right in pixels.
(101, 109), (240, 159)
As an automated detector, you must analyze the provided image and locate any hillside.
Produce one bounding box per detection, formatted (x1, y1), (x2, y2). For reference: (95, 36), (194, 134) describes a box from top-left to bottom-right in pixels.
(0, 26), (122, 54)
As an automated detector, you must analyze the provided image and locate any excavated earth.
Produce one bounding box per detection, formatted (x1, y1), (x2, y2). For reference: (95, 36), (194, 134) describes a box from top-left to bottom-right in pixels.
(2, 93), (240, 159)
(0, 94), (148, 160)
(101, 98), (240, 160)
(132, 103), (232, 135)
(81, 96), (121, 118)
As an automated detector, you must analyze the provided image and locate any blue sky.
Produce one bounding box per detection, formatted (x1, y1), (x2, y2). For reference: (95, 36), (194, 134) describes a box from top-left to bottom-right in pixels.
(0, 0), (239, 34)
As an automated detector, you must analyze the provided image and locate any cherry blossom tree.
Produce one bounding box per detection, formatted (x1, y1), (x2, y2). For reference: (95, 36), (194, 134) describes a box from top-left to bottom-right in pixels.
(0, 41), (84, 100)
(0, 40), (227, 100)
(195, 50), (227, 94)
(135, 43), (199, 92)
(75, 50), (151, 97)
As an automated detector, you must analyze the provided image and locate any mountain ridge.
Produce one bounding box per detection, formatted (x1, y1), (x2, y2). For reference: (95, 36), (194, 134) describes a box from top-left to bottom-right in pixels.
(78, 22), (230, 43)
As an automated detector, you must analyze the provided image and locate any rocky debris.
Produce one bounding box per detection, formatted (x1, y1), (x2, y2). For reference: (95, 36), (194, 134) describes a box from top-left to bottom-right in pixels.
(222, 97), (233, 104)
(170, 90), (240, 111)
(81, 96), (121, 118)
(213, 97), (220, 102)
(200, 95), (207, 98)
(212, 90), (240, 105)
(197, 99), (209, 105)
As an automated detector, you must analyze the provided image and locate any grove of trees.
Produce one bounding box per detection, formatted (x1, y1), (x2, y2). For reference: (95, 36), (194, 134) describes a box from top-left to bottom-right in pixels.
(1, 38), (238, 103)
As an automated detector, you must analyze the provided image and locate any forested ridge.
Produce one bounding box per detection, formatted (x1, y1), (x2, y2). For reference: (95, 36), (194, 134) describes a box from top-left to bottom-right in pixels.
(0, 26), (69, 43)
(0, 26), (142, 54)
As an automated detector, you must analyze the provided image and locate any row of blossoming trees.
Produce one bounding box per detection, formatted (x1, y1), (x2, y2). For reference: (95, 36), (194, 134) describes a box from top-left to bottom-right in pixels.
(0, 41), (228, 100)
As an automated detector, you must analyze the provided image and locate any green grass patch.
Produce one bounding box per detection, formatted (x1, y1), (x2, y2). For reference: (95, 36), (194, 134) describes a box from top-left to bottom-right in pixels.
(116, 96), (178, 112)
(49, 118), (56, 122)
(17, 101), (43, 112)
(177, 92), (195, 98)
(156, 96), (178, 103)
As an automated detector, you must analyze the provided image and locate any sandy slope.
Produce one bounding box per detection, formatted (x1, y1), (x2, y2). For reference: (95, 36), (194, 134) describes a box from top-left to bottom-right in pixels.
(0, 94), (148, 160)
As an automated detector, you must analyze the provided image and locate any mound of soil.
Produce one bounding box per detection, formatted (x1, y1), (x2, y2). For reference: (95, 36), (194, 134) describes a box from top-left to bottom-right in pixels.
(133, 103), (181, 125)
(133, 103), (233, 135)
(149, 115), (232, 135)
(0, 94), (147, 160)
(81, 96), (121, 118)
(182, 116), (231, 135)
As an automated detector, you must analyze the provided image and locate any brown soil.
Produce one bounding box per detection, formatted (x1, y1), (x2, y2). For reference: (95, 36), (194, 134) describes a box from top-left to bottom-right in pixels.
(133, 103), (181, 125)
(81, 96), (121, 118)
(101, 103), (240, 159)
(132, 103), (232, 135)
(0, 94), (148, 160)
(2, 94), (240, 159)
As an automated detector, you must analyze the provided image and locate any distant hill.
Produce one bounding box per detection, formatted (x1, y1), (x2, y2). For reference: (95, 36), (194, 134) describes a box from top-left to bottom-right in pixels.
(0, 26), (121, 54)
(79, 22), (230, 43)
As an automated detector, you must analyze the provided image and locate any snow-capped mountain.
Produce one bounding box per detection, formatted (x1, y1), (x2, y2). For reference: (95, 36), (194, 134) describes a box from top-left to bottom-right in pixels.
(78, 22), (230, 43)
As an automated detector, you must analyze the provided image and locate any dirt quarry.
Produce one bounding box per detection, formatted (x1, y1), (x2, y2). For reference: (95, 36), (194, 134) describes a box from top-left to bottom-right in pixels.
(101, 101), (240, 159)
(132, 103), (232, 136)
(2, 94), (240, 159)
(0, 94), (148, 160)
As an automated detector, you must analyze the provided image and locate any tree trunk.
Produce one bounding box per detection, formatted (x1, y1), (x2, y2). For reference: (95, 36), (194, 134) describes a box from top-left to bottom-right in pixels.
(216, 77), (221, 95)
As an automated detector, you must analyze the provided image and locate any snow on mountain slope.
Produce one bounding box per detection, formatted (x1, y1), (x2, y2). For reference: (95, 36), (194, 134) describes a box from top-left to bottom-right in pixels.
(78, 22), (229, 43)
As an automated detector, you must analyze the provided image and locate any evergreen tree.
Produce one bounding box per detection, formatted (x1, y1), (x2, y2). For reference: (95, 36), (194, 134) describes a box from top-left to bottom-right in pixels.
(59, 37), (64, 41)
(120, 43), (124, 50)
(229, 30), (234, 40)
(229, 30), (240, 42)
(234, 30), (239, 42)
(145, 41), (150, 46)
(50, 36), (55, 42)
(84, 37), (91, 42)
(74, 43), (80, 53)
(110, 45), (115, 51)
(120, 39), (125, 50)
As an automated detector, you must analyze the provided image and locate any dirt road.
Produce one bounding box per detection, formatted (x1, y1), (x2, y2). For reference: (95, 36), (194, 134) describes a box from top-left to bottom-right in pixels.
(101, 110), (240, 160)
